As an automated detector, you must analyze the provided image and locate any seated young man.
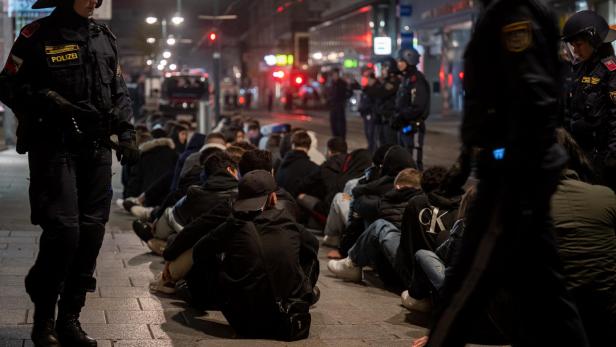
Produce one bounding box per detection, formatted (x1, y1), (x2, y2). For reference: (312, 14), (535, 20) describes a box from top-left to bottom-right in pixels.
(296, 137), (348, 220)
(327, 168), (422, 283)
(133, 151), (239, 255)
(186, 170), (319, 338)
(275, 131), (320, 197)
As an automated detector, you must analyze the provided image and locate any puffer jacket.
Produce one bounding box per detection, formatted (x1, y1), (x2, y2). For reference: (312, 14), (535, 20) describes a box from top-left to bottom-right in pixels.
(125, 137), (178, 198)
(377, 187), (422, 229)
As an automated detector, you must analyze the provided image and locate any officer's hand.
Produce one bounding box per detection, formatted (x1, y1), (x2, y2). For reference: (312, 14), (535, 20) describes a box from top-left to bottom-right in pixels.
(116, 131), (140, 165)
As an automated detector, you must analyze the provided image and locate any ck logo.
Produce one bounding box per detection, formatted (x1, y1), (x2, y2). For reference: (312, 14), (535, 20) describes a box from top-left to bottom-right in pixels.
(418, 207), (449, 234)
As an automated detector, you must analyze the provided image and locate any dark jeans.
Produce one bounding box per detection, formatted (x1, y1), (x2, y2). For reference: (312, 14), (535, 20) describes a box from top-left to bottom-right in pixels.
(330, 104), (346, 139)
(376, 122), (398, 147)
(361, 114), (377, 153)
(26, 144), (112, 317)
(427, 163), (589, 346)
(398, 123), (425, 170)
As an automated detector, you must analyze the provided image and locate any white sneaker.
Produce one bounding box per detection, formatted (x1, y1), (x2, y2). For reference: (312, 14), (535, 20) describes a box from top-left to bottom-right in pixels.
(327, 257), (362, 281)
(115, 198), (125, 209)
(322, 235), (340, 247)
(131, 205), (153, 220)
(401, 290), (431, 313)
(149, 272), (176, 294)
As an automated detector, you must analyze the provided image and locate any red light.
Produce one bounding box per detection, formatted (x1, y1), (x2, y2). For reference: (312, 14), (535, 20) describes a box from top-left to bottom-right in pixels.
(359, 6), (371, 13)
(366, 63), (374, 68)
(239, 96), (245, 105)
(318, 76), (325, 84)
(448, 73), (453, 87)
(276, 6), (284, 12)
(273, 70), (285, 79)
(294, 76), (303, 85)
(458, 71), (464, 80)
(209, 32), (217, 41)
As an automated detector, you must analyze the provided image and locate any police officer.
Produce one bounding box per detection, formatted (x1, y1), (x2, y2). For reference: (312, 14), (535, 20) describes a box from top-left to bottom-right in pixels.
(326, 68), (350, 139)
(367, 57), (400, 148)
(562, 10), (616, 191)
(358, 71), (379, 152)
(394, 48), (430, 170)
(0, 0), (139, 346)
(426, 0), (589, 345)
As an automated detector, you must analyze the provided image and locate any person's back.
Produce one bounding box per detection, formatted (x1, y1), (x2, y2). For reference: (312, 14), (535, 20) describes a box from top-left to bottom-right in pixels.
(276, 131), (319, 197)
(551, 170), (616, 346)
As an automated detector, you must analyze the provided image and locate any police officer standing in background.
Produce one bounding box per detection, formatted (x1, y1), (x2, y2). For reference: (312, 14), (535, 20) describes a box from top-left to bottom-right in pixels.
(367, 57), (400, 148)
(326, 68), (350, 139)
(0, 0), (139, 346)
(424, 0), (589, 345)
(395, 48), (430, 170)
(562, 10), (616, 191)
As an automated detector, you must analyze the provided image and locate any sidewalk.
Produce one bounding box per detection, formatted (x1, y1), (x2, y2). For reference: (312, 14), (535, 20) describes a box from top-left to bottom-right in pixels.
(0, 148), (429, 347)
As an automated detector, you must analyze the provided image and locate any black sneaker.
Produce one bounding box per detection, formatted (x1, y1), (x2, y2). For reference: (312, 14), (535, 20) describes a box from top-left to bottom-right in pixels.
(56, 314), (97, 347)
(132, 219), (153, 242)
(122, 198), (138, 212)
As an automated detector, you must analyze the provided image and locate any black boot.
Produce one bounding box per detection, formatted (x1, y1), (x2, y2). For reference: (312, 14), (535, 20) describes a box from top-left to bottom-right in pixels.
(31, 318), (61, 347)
(56, 313), (97, 347)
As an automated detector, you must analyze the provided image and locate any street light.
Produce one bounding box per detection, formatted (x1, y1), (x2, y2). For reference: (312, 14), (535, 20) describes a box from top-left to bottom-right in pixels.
(160, 59), (168, 66)
(163, 51), (172, 59)
(167, 36), (176, 46)
(146, 37), (156, 44)
(169, 64), (177, 71)
(157, 65), (164, 71)
(145, 16), (158, 24)
(146, 59), (153, 66)
(171, 15), (184, 25)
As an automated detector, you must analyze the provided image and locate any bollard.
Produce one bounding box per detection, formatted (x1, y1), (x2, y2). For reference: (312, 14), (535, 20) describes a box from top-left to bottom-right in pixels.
(198, 100), (211, 134)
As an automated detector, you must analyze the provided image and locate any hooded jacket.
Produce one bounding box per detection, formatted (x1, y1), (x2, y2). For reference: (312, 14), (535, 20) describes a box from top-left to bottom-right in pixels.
(395, 190), (461, 287)
(125, 137), (178, 198)
(189, 208), (318, 337)
(276, 149), (319, 197)
(170, 133), (206, 191)
(172, 170), (238, 227)
(377, 187), (423, 229)
(551, 170), (616, 297)
(298, 153), (346, 202)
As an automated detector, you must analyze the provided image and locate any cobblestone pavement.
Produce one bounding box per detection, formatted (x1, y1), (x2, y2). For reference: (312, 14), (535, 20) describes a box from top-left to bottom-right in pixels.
(0, 112), (503, 347)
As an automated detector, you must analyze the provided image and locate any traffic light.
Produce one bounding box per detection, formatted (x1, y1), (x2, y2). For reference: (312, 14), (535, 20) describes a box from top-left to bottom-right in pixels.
(209, 32), (217, 42)
(272, 69), (285, 80)
(292, 72), (306, 87)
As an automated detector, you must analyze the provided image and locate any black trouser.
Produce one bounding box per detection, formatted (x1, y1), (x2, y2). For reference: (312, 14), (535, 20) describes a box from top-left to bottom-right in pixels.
(427, 160), (589, 346)
(399, 122), (425, 170)
(329, 104), (347, 139)
(361, 114), (377, 153)
(25, 144), (112, 318)
(376, 122), (398, 147)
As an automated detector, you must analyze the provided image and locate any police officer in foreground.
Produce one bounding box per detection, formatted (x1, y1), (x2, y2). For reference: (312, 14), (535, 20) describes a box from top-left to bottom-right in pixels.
(562, 10), (616, 191)
(394, 48), (430, 170)
(0, 0), (139, 346)
(423, 0), (589, 345)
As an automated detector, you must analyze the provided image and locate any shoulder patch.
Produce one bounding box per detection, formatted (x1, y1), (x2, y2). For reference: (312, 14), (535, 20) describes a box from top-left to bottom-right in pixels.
(20, 22), (40, 39)
(602, 57), (616, 71)
(502, 20), (532, 53)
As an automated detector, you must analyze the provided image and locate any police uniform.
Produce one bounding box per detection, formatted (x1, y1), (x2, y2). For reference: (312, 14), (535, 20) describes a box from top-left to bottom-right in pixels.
(566, 53), (616, 190)
(394, 60), (430, 170)
(427, 0), (589, 345)
(0, 2), (137, 346)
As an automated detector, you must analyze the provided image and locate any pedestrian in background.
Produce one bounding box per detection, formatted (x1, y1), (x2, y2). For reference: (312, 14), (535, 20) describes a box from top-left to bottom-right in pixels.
(326, 68), (350, 139)
(359, 72), (379, 152)
(0, 0), (139, 346)
(395, 48), (430, 170)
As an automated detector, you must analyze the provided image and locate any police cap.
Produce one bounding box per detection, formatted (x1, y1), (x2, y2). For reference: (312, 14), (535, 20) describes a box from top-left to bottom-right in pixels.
(562, 10), (616, 46)
(32, 0), (103, 10)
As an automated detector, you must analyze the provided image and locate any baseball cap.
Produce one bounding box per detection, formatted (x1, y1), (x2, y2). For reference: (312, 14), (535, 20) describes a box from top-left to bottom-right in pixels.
(233, 170), (278, 212)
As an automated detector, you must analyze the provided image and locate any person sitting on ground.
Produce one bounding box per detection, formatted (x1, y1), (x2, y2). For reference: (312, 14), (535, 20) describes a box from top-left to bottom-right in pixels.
(134, 151), (239, 255)
(328, 168), (423, 285)
(122, 124), (179, 212)
(180, 132), (227, 181)
(336, 145), (416, 255)
(395, 166), (462, 309)
(550, 128), (616, 346)
(186, 170), (320, 339)
(276, 131), (320, 197)
(322, 146), (390, 246)
(296, 137), (348, 224)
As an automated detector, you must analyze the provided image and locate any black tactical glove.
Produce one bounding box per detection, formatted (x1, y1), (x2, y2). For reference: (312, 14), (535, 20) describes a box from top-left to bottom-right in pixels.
(116, 130), (140, 165)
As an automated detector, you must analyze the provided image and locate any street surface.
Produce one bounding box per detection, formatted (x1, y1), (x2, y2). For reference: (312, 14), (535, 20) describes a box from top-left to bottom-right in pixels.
(0, 110), (493, 347)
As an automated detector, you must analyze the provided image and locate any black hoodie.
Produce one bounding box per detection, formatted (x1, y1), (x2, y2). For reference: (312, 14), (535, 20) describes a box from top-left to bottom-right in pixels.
(275, 149), (319, 197)
(394, 190), (461, 287)
(377, 187), (423, 229)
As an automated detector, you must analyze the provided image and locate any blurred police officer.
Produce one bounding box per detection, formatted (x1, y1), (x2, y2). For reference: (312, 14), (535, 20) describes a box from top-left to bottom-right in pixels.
(366, 57), (400, 148)
(326, 68), (350, 139)
(0, 0), (139, 346)
(358, 71), (379, 152)
(562, 10), (616, 191)
(395, 48), (430, 170)
(427, 0), (589, 345)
